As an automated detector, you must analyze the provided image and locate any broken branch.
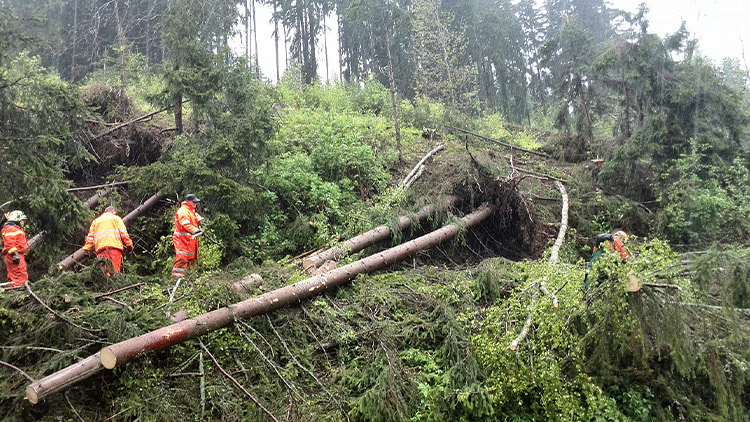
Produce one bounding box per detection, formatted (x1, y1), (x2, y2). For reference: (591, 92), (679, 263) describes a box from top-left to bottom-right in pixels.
(443, 124), (550, 159)
(548, 181), (568, 264)
(198, 340), (279, 422)
(509, 309), (534, 351)
(24, 282), (101, 336)
(94, 283), (145, 300)
(401, 145), (444, 186)
(0, 359), (34, 382)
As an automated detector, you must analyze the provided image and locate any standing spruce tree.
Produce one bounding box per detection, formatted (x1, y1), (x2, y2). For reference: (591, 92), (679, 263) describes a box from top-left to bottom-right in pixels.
(464, 0), (530, 122)
(539, 0), (611, 155)
(273, 0), (335, 84)
(0, 6), (95, 263)
(337, 0), (414, 100)
(412, 0), (475, 112)
(160, 0), (237, 135)
(4, 0), (167, 82)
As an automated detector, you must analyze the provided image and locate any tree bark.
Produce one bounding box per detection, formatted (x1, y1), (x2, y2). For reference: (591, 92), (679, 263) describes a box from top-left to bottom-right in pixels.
(173, 62), (183, 136)
(70, 0), (78, 82)
(383, 12), (402, 160)
(574, 72), (593, 148)
(98, 204), (495, 370)
(252, 0), (259, 76)
(244, 0), (250, 64)
(302, 195), (458, 272)
(229, 274), (264, 295)
(548, 181), (568, 264)
(56, 191), (165, 271)
(274, 2), (280, 82)
(26, 353), (102, 404)
(401, 145), (444, 187)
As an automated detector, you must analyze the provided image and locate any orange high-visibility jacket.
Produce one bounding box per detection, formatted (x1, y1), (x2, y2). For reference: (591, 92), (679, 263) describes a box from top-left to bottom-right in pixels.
(82, 211), (133, 252)
(173, 201), (202, 259)
(2, 223), (29, 255)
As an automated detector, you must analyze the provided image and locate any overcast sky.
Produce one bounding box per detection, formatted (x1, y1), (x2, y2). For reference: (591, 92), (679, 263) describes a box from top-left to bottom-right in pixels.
(610, 0), (750, 66)
(234, 0), (750, 84)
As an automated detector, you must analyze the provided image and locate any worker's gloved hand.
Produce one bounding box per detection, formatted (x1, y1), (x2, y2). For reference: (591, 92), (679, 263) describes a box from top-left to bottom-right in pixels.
(125, 245), (134, 255)
(10, 252), (20, 265)
(191, 229), (204, 239)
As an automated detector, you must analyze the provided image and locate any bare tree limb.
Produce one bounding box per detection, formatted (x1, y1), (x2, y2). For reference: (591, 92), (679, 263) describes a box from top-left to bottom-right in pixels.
(548, 181), (569, 264)
(401, 145), (444, 187)
(508, 309), (534, 351)
(94, 283), (145, 299)
(66, 181), (130, 192)
(0, 359), (34, 382)
(198, 340), (279, 422)
(24, 282), (102, 335)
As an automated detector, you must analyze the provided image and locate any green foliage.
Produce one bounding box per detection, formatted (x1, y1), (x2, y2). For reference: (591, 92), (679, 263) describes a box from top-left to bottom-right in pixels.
(0, 52), (95, 265)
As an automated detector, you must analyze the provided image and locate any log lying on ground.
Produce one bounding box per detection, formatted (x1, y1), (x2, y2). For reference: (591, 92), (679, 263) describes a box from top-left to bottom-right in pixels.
(547, 181), (568, 265)
(25, 353), (101, 404)
(98, 204), (494, 370)
(57, 190), (165, 271)
(511, 181), (568, 350)
(27, 186), (118, 251)
(228, 274), (264, 295)
(303, 195), (459, 272)
(27, 203), (494, 402)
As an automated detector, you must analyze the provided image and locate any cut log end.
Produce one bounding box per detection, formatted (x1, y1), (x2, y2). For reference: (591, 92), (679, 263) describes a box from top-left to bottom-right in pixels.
(302, 258), (316, 274)
(25, 385), (39, 404)
(626, 274), (642, 292)
(100, 348), (117, 369)
(508, 342), (519, 351)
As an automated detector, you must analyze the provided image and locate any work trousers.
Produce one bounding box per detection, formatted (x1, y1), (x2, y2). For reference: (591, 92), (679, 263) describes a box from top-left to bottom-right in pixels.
(4, 253), (28, 288)
(171, 257), (197, 280)
(97, 247), (123, 276)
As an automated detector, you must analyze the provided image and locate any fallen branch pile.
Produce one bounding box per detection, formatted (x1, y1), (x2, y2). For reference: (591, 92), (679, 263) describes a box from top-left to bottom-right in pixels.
(27, 203), (496, 403)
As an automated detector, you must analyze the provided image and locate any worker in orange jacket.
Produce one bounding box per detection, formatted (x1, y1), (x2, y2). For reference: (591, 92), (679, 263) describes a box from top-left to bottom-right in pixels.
(584, 229), (631, 289)
(82, 206), (133, 275)
(2, 210), (30, 288)
(171, 194), (204, 280)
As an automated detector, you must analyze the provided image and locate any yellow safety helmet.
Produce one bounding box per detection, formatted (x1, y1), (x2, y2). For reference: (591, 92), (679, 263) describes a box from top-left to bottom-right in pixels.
(5, 210), (27, 222)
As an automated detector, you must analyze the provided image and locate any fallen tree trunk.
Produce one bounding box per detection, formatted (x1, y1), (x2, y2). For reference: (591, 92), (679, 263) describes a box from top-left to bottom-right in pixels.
(89, 106), (171, 141)
(511, 181), (568, 350)
(548, 181), (568, 264)
(27, 187), (118, 251)
(28, 203), (494, 402)
(25, 353), (101, 404)
(100, 204), (494, 368)
(57, 190), (165, 271)
(66, 181), (130, 192)
(303, 196), (459, 272)
(229, 274), (264, 296)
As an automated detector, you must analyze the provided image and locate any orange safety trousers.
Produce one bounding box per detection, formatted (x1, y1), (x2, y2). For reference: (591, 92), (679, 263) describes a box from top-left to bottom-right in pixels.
(171, 257), (196, 280)
(4, 253), (27, 288)
(97, 247), (123, 276)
